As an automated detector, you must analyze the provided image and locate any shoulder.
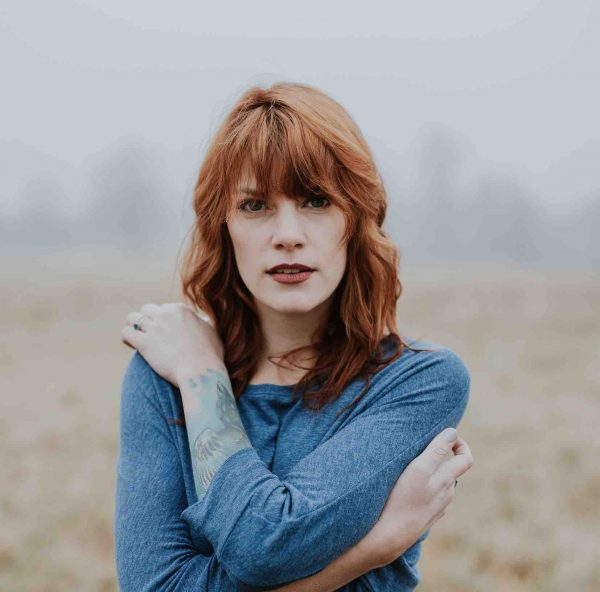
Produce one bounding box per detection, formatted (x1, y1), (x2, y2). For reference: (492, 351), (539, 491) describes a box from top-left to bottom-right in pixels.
(373, 338), (471, 408)
(121, 351), (177, 416)
(412, 340), (471, 392)
(122, 351), (160, 396)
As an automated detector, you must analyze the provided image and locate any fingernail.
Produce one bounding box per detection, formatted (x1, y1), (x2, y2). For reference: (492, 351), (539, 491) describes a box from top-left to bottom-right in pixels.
(444, 428), (457, 442)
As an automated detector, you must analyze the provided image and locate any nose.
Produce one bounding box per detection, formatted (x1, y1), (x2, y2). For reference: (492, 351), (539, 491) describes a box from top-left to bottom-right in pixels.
(270, 200), (307, 248)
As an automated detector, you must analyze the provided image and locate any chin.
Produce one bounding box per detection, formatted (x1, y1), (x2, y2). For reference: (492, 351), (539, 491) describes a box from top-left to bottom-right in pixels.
(272, 302), (317, 314)
(262, 295), (322, 314)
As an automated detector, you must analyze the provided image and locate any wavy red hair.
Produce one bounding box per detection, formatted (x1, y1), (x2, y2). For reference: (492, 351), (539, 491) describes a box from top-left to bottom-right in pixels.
(176, 81), (431, 419)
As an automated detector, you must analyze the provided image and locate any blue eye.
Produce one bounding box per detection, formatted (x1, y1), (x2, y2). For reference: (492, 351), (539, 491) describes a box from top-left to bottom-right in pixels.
(238, 196), (331, 213)
(307, 195), (330, 208)
(238, 199), (265, 213)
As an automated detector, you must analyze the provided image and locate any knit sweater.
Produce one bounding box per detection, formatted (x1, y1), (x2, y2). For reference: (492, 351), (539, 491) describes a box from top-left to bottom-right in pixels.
(115, 336), (471, 591)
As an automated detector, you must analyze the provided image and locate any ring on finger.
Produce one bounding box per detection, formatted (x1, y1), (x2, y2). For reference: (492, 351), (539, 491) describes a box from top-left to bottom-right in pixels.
(133, 313), (146, 331)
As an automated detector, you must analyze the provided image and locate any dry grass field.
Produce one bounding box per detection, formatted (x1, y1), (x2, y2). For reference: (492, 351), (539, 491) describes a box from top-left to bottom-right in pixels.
(1, 249), (598, 591)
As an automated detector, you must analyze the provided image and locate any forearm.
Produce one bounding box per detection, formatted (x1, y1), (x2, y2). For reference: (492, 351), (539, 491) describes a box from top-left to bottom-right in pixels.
(271, 535), (388, 592)
(177, 358), (252, 501)
(177, 360), (390, 591)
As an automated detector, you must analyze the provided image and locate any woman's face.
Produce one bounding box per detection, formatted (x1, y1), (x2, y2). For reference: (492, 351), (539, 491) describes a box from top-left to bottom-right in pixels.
(226, 172), (348, 320)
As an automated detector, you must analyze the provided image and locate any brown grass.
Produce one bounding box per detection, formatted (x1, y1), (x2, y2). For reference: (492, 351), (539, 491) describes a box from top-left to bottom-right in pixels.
(1, 249), (598, 591)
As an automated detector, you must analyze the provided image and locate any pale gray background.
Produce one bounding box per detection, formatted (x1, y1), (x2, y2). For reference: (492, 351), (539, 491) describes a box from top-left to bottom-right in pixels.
(1, 0), (598, 267)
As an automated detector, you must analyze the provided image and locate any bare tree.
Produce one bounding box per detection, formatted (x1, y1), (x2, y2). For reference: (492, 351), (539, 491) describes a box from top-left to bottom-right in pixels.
(81, 139), (177, 249)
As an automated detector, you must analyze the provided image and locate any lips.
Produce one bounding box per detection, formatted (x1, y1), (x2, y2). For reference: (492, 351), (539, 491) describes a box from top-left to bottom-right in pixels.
(267, 263), (314, 273)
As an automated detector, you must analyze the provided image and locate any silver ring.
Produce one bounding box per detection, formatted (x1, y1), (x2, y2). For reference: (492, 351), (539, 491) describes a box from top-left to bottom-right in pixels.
(133, 313), (146, 331)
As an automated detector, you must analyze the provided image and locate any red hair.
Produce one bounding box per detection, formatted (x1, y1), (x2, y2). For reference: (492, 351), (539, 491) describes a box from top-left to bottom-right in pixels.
(177, 81), (431, 420)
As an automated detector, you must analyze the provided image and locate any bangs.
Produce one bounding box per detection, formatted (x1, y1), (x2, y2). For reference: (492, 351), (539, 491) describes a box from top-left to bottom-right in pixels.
(222, 104), (344, 216)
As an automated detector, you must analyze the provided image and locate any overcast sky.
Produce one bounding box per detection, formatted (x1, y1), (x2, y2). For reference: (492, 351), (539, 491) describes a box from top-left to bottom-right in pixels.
(1, 0), (598, 219)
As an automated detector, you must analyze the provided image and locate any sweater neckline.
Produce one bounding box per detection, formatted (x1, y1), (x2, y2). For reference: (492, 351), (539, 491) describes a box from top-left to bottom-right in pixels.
(242, 334), (400, 395)
(243, 382), (297, 393)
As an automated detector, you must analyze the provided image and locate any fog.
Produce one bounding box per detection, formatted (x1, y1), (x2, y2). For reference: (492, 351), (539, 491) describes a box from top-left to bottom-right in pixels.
(1, 0), (598, 268)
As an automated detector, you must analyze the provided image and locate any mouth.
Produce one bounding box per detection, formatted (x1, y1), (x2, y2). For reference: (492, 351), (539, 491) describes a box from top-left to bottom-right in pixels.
(267, 269), (314, 283)
(266, 269), (313, 275)
(266, 265), (315, 274)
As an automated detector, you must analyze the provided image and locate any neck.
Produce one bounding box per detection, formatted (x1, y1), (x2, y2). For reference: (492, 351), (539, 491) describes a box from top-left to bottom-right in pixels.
(261, 315), (326, 363)
(254, 300), (332, 380)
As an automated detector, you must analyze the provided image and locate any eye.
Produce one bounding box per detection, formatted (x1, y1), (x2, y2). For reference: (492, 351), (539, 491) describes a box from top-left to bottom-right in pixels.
(306, 195), (331, 209)
(237, 195), (331, 213)
(238, 198), (267, 213)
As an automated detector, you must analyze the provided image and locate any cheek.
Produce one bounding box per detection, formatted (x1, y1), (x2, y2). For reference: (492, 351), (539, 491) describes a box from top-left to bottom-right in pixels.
(238, 253), (261, 281)
(228, 227), (259, 272)
(325, 232), (347, 267)
(230, 247), (257, 286)
(320, 246), (347, 285)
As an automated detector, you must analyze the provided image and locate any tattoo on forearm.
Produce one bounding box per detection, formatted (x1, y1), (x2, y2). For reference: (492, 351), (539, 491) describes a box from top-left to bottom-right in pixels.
(182, 368), (252, 499)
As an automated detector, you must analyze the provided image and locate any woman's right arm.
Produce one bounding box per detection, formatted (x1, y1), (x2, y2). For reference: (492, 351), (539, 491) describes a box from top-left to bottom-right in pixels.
(115, 353), (235, 591)
(115, 351), (399, 592)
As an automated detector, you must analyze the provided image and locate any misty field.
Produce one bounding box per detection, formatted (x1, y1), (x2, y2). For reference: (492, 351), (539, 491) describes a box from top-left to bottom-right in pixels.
(1, 249), (598, 591)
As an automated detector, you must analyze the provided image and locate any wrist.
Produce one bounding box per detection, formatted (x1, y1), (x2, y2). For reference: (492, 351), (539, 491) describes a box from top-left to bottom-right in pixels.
(360, 523), (411, 568)
(176, 357), (227, 387)
(356, 529), (392, 570)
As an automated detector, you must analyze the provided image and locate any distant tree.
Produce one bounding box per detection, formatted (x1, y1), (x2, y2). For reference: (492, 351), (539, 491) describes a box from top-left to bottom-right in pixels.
(11, 172), (72, 250)
(462, 172), (547, 264)
(81, 139), (177, 249)
(569, 192), (600, 268)
(408, 127), (470, 261)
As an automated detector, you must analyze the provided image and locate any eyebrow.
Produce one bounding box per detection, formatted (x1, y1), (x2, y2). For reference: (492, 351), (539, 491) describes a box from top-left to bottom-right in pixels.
(238, 187), (263, 196)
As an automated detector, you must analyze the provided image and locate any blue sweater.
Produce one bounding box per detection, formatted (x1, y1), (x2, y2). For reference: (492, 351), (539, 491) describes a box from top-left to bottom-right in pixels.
(115, 336), (470, 591)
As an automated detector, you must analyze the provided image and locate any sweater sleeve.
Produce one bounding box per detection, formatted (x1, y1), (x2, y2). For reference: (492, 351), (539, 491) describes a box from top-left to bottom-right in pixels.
(115, 352), (275, 591)
(180, 348), (471, 589)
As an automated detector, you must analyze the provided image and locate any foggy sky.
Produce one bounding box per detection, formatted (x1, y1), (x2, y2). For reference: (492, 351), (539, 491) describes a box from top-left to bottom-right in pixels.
(1, 1), (598, 243)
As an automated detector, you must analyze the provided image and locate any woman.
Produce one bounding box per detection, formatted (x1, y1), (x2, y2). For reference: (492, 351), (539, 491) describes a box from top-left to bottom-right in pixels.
(115, 81), (474, 591)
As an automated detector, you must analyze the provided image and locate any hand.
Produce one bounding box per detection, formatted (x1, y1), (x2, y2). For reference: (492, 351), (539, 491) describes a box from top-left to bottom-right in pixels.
(121, 302), (225, 388)
(364, 429), (474, 566)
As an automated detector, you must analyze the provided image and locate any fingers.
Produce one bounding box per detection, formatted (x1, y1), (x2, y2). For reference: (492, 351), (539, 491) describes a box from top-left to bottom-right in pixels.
(122, 303), (160, 349)
(433, 508), (446, 522)
(450, 435), (474, 464)
(126, 312), (154, 332)
(434, 436), (475, 487)
(166, 302), (214, 326)
(126, 303), (161, 332)
(412, 428), (459, 474)
(140, 303), (162, 318)
(121, 325), (147, 351)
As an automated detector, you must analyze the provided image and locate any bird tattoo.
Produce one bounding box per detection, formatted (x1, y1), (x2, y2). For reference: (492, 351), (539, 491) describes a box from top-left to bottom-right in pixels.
(191, 378), (252, 496)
